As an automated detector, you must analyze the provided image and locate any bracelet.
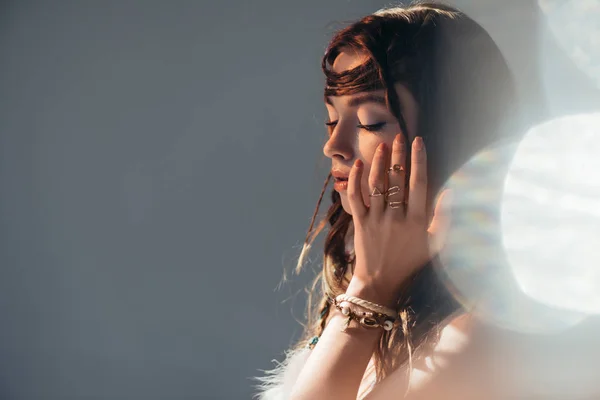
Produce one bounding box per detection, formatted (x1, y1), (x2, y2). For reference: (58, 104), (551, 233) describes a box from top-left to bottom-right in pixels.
(335, 294), (397, 320)
(332, 300), (395, 332)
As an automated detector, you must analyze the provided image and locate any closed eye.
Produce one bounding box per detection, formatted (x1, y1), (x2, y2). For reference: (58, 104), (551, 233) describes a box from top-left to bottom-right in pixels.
(358, 122), (386, 132)
(324, 121), (387, 133)
(325, 120), (337, 135)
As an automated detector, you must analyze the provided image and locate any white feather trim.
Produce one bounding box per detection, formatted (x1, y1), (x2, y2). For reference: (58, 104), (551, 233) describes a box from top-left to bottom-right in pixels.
(254, 347), (312, 400)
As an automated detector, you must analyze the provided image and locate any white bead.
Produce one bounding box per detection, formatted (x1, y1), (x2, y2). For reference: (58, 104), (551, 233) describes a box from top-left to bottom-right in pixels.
(341, 306), (350, 316)
(383, 320), (393, 331)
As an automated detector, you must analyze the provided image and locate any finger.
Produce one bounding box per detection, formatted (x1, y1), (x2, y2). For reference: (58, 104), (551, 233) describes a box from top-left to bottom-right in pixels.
(348, 158), (367, 219)
(427, 189), (453, 256)
(407, 137), (427, 223)
(385, 133), (407, 216)
(368, 142), (388, 216)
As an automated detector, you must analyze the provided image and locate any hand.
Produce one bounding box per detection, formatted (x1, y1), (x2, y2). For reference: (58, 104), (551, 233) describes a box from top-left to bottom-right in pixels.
(345, 134), (452, 306)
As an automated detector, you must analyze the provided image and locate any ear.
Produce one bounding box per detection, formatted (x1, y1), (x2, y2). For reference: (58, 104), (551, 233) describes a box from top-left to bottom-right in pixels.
(427, 189), (453, 257)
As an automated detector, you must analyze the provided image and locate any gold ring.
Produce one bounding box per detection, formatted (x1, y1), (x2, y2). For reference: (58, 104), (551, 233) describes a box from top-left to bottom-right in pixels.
(385, 186), (401, 197)
(387, 164), (404, 174)
(369, 186), (383, 197)
(387, 200), (405, 209)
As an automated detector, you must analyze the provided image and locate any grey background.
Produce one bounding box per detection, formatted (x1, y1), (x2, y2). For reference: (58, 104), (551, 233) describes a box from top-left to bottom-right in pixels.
(0, 1), (598, 399)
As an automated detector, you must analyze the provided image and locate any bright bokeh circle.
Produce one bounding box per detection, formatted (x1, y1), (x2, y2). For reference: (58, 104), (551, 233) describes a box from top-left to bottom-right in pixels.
(436, 114), (600, 333)
(502, 113), (600, 315)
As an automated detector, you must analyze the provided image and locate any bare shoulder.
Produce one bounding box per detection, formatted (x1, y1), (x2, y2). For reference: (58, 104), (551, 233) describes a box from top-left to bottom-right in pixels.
(363, 312), (476, 400)
(431, 312), (473, 355)
(410, 312), (474, 390)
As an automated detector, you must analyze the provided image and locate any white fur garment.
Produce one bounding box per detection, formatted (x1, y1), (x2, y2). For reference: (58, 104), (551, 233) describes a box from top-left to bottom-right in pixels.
(253, 321), (469, 399)
(254, 347), (312, 400)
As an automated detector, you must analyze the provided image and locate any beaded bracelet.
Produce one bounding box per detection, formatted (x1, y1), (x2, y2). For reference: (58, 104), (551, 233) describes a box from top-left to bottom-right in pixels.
(306, 297), (398, 349)
(335, 293), (397, 319)
(333, 299), (395, 332)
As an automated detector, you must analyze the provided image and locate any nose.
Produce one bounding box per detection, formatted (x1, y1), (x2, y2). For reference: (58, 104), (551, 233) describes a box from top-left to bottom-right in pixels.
(323, 126), (353, 161)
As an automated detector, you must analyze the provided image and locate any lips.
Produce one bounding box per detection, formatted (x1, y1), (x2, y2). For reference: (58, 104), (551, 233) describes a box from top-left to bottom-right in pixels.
(333, 177), (349, 191)
(331, 170), (350, 180)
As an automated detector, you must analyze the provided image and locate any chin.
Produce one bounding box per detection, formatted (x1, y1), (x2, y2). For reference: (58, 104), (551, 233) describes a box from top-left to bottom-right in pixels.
(340, 192), (369, 215)
(340, 198), (352, 215)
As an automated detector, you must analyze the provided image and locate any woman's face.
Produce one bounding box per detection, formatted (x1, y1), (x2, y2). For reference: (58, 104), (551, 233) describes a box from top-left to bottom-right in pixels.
(323, 48), (419, 215)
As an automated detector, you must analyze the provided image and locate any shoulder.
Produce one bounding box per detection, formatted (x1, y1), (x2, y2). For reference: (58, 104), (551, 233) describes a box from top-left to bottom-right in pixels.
(409, 312), (473, 389)
(430, 312), (473, 360)
(362, 312), (475, 400)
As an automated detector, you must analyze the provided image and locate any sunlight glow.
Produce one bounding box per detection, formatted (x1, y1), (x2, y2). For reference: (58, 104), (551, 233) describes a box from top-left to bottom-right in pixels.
(502, 113), (600, 314)
(435, 115), (600, 333)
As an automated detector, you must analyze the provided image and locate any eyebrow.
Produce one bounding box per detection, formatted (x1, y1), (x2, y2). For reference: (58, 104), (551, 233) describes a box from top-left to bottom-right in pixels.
(326, 93), (387, 108)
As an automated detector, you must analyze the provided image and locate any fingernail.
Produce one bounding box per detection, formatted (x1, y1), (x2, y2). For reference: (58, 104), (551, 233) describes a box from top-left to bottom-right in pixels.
(394, 134), (402, 146)
(354, 159), (363, 168)
(414, 136), (424, 150)
(378, 143), (386, 152)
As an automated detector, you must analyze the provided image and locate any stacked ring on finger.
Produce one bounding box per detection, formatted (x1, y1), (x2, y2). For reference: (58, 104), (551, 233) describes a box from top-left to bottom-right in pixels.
(387, 164), (404, 174)
(386, 186), (401, 198)
(385, 163), (406, 209)
(387, 200), (406, 209)
(386, 187), (405, 209)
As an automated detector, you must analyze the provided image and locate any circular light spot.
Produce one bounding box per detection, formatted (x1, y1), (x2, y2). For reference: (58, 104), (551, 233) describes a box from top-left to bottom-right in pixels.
(502, 113), (600, 315)
(435, 117), (596, 333)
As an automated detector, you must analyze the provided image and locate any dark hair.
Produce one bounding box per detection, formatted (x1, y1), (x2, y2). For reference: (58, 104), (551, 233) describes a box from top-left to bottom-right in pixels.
(296, 2), (523, 381)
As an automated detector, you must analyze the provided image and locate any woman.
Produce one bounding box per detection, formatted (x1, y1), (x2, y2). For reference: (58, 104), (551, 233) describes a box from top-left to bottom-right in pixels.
(257, 2), (523, 399)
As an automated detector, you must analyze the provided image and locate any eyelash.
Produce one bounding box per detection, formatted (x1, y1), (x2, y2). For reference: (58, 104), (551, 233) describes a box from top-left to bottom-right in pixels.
(325, 121), (387, 133)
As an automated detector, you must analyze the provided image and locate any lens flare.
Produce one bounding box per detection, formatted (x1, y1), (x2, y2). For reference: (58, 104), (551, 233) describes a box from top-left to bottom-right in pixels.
(435, 116), (600, 333)
(502, 113), (600, 315)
